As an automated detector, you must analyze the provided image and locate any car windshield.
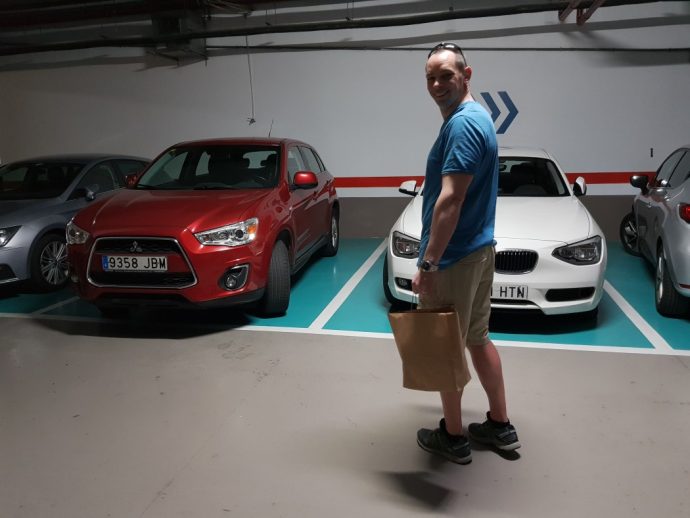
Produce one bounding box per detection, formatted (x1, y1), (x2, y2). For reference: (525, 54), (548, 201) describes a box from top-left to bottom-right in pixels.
(498, 157), (568, 197)
(136, 145), (280, 190)
(0, 161), (83, 200)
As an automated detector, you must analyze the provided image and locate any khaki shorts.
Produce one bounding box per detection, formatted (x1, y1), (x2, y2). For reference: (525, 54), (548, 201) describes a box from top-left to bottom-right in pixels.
(418, 245), (494, 347)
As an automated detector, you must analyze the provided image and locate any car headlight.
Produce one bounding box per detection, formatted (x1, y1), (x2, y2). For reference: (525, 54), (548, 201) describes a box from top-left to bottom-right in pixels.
(0, 226), (20, 247)
(391, 231), (420, 258)
(553, 236), (602, 265)
(66, 221), (90, 245)
(194, 218), (258, 247)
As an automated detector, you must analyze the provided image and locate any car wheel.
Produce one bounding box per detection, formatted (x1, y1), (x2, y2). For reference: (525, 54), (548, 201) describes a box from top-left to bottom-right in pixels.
(259, 240), (291, 316)
(30, 233), (69, 292)
(321, 208), (339, 257)
(619, 212), (641, 256)
(655, 245), (690, 317)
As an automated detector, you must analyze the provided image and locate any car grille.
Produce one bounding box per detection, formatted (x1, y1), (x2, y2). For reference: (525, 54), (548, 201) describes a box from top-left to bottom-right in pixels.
(88, 237), (196, 289)
(495, 250), (538, 274)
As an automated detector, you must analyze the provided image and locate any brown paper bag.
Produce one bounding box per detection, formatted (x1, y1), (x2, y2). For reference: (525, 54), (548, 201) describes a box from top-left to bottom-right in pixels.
(388, 306), (471, 392)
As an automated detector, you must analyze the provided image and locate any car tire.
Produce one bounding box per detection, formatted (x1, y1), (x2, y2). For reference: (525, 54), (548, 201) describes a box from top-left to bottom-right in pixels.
(619, 212), (641, 256)
(321, 208), (339, 257)
(655, 245), (690, 317)
(30, 233), (69, 292)
(259, 240), (291, 316)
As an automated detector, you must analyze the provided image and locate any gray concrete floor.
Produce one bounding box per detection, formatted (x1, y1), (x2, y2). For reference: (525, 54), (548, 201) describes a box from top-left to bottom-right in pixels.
(2, 315), (689, 518)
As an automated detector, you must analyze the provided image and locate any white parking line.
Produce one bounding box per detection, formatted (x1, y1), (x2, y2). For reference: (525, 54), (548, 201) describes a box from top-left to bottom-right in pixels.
(31, 296), (80, 315)
(603, 280), (674, 352)
(237, 326), (690, 356)
(3, 311), (688, 356)
(308, 239), (387, 330)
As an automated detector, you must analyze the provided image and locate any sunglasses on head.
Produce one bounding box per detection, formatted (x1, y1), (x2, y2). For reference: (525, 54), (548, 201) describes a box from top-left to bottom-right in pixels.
(427, 42), (466, 60)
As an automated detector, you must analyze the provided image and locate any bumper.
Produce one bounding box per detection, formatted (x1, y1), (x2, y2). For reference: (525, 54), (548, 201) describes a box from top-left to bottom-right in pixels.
(385, 239), (607, 315)
(0, 245), (29, 285)
(68, 233), (270, 308)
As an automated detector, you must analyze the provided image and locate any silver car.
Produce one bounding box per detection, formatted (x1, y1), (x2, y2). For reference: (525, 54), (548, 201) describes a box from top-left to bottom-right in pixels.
(0, 154), (148, 291)
(626, 145), (690, 317)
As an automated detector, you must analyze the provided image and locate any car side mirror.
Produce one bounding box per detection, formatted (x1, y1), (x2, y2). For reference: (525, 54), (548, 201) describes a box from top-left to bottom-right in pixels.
(293, 171), (318, 189)
(572, 177), (587, 197)
(125, 173), (139, 188)
(398, 180), (419, 196)
(630, 175), (649, 195)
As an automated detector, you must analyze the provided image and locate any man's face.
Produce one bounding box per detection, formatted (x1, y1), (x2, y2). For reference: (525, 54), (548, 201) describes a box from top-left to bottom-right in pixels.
(425, 50), (470, 112)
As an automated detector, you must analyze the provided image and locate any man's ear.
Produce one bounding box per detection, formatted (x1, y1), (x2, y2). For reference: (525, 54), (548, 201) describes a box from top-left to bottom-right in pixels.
(463, 66), (472, 83)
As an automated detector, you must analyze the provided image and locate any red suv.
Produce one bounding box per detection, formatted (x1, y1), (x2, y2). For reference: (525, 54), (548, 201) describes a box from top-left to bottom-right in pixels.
(66, 138), (339, 317)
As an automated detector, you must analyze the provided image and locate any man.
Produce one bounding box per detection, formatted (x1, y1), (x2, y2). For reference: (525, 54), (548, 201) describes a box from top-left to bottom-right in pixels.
(412, 42), (520, 465)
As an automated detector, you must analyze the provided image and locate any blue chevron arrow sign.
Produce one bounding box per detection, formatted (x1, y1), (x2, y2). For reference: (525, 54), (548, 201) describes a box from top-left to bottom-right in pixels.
(479, 91), (518, 134)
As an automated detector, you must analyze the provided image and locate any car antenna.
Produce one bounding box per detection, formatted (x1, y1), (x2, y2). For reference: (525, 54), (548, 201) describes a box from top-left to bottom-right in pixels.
(268, 119), (274, 138)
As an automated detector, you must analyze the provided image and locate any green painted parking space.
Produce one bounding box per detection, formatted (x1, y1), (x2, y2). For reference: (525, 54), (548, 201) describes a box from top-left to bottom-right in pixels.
(40, 238), (382, 329)
(322, 249), (655, 349)
(1, 239), (687, 353)
(605, 244), (690, 351)
(0, 286), (74, 314)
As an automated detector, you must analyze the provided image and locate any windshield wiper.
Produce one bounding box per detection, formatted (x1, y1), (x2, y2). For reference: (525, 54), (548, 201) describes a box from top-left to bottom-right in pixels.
(193, 185), (236, 190)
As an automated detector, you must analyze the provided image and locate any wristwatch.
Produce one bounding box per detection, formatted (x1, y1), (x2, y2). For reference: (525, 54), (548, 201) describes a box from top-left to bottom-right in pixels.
(420, 260), (439, 272)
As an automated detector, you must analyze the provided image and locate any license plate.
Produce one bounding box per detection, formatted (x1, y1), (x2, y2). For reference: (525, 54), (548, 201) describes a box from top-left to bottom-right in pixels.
(102, 255), (168, 272)
(491, 284), (529, 300)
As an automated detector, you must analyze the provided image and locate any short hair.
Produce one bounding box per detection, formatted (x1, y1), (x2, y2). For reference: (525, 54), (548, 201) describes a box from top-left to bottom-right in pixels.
(427, 42), (468, 70)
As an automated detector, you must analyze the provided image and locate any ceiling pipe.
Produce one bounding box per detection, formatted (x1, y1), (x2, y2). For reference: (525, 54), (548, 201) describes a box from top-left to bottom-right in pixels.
(0, 0), (208, 29)
(558, 0), (583, 22)
(577, 0), (607, 25)
(0, 0), (663, 57)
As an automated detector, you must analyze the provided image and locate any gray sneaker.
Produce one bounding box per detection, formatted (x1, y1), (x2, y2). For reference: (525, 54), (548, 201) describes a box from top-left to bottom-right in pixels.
(468, 412), (521, 451)
(417, 418), (472, 464)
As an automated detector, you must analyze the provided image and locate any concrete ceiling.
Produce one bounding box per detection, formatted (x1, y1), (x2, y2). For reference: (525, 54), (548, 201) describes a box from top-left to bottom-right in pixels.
(0, 0), (670, 58)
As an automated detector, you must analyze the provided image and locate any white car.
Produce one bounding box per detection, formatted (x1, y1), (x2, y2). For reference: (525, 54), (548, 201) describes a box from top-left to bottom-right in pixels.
(383, 147), (607, 319)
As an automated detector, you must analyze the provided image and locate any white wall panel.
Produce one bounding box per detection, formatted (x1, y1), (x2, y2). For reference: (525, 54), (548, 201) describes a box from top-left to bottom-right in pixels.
(0, 2), (688, 196)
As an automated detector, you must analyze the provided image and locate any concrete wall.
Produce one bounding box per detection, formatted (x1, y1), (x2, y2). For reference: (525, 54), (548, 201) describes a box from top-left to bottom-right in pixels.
(1, 2), (688, 243)
(340, 195), (633, 242)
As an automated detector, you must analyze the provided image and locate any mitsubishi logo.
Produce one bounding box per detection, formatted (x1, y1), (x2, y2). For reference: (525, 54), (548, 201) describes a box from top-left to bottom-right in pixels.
(129, 241), (143, 253)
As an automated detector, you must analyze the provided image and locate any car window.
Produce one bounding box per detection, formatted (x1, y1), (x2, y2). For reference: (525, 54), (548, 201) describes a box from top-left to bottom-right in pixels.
(77, 162), (118, 194)
(299, 147), (322, 173)
(112, 159), (148, 184)
(654, 149), (685, 187)
(313, 150), (327, 172)
(666, 151), (690, 188)
(287, 147), (306, 183)
(0, 161), (82, 200)
(498, 158), (568, 197)
(137, 146), (279, 190)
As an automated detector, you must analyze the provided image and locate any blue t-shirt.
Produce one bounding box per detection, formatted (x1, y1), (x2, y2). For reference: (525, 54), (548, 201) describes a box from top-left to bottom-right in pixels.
(418, 101), (498, 269)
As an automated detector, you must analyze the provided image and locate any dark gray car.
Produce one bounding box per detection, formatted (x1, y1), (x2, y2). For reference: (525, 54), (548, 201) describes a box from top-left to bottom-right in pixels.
(625, 145), (690, 317)
(0, 154), (149, 291)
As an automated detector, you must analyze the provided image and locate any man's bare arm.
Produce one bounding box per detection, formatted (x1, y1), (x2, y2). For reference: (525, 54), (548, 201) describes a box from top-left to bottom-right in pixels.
(423, 173), (473, 264)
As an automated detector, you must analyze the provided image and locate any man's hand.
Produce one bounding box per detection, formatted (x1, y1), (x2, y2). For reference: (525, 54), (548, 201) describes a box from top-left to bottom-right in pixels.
(412, 269), (438, 299)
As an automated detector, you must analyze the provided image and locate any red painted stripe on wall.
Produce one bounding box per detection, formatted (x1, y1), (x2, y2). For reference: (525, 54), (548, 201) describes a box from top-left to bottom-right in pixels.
(333, 172), (655, 188)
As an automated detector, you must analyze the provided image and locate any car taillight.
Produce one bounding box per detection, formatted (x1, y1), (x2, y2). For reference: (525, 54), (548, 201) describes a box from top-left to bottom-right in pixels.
(680, 204), (690, 223)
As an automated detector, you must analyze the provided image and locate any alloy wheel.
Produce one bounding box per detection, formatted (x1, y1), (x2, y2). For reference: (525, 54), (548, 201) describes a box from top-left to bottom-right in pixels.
(40, 240), (69, 286)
